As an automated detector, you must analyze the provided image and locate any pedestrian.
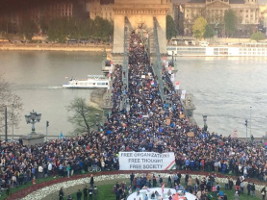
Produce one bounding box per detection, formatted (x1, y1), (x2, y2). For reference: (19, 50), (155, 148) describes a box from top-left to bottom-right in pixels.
(144, 194), (148, 200)
(168, 176), (172, 188)
(130, 172), (135, 186)
(240, 181), (245, 193)
(66, 163), (71, 178)
(159, 175), (163, 186)
(59, 187), (64, 200)
(83, 187), (88, 200)
(234, 191), (240, 200)
(76, 189), (82, 200)
(152, 174), (157, 187)
(251, 183), (256, 196)
(229, 178), (234, 190)
(261, 186), (266, 200)
(89, 186), (94, 200)
(90, 174), (94, 188)
(247, 182), (251, 196)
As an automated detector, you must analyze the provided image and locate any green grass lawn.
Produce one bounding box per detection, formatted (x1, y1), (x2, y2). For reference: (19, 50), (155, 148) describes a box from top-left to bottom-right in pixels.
(65, 182), (261, 200)
(60, 184), (115, 200)
(0, 176), (262, 200)
(0, 176), (56, 200)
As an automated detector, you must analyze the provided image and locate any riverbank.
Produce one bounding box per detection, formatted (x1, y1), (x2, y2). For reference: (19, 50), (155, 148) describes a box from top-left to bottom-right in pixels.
(0, 43), (112, 52)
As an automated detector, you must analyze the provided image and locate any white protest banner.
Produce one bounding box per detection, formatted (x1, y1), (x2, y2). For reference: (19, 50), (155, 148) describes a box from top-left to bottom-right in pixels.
(119, 152), (176, 170)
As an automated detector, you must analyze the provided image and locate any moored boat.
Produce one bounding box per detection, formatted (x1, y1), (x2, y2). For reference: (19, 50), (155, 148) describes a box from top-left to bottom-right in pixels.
(62, 75), (109, 89)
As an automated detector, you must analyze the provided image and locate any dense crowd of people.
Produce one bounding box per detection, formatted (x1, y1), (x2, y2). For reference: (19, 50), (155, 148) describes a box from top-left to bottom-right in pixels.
(115, 173), (266, 200)
(0, 30), (266, 199)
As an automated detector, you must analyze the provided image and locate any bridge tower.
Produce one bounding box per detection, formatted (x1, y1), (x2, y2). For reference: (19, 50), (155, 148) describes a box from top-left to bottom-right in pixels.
(112, 0), (170, 56)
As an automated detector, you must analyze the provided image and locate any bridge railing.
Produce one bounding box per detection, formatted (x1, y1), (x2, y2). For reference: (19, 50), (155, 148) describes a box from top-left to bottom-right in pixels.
(120, 16), (130, 111)
(152, 17), (166, 102)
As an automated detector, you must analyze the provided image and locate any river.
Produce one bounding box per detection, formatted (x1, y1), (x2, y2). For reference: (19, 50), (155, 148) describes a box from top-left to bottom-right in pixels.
(0, 51), (266, 138)
(176, 57), (267, 138)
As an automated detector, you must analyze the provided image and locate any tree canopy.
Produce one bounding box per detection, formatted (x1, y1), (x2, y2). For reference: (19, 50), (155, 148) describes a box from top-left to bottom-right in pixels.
(204, 24), (215, 39)
(46, 17), (113, 42)
(0, 76), (23, 136)
(224, 9), (237, 37)
(19, 18), (38, 41)
(67, 97), (103, 139)
(250, 31), (266, 42)
(192, 17), (208, 39)
(166, 15), (177, 40)
(0, 16), (113, 43)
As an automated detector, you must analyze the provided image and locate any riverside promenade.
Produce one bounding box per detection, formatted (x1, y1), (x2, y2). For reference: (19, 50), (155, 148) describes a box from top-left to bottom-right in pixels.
(0, 43), (112, 52)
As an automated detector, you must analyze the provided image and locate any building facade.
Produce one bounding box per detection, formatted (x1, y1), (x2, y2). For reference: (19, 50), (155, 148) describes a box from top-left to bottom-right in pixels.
(87, 0), (114, 21)
(87, 0), (173, 22)
(0, 0), (87, 35)
(259, 4), (267, 35)
(174, 0), (260, 37)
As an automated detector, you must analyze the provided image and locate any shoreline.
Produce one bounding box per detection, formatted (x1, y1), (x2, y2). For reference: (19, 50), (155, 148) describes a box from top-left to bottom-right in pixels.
(0, 43), (112, 52)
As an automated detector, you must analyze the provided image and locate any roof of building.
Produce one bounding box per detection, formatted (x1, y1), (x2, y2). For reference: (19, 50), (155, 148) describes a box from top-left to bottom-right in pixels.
(172, 0), (247, 4)
(230, 0), (245, 4)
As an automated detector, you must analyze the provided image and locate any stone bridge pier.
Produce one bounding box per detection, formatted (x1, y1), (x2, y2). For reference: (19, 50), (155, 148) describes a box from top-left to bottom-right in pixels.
(112, 0), (170, 59)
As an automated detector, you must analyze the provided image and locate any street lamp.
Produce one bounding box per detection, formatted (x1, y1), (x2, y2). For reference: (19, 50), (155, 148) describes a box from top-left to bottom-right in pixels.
(249, 106), (252, 139)
(202, 115), (208, 131)
(25, 110), (41, 134)
(245, 119), (248, 141)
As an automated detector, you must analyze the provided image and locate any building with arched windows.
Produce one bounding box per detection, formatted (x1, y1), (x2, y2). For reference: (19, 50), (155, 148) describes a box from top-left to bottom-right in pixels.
(87, 0), (173, 22)
(87, 0), (114, 21)
(174, 0), (260, 37)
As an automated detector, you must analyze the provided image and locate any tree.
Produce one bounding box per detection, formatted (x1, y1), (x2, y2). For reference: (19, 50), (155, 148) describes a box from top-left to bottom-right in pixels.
(19, 19), (38, 41)
(92, 17), (113, 42)
(166, 15), (177, 40)
(224, 9), (237, 37)
(47, 18), (69, 42)
(204, 24), (215, 38)
(47, 17), (113, 42)
(250, 31), (265, 42)
(67, 98), (103, 139)
(40, 17), (49, 35)
(0, 76), (23, 136)
(192, 17), (207, 39)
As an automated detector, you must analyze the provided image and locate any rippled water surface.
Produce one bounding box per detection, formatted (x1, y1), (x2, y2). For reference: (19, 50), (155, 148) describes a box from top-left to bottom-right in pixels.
(0, 51), (266, 137)
(0, 51), (102, 137)
(176, 57), (267, 137)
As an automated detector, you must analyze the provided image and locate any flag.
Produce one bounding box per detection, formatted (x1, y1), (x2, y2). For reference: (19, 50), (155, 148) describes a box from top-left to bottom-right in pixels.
(161, 183), (165, 194)
(175, 81), (180, 90)
(59, 132), (64, 139)
(181, 90), (186, 99)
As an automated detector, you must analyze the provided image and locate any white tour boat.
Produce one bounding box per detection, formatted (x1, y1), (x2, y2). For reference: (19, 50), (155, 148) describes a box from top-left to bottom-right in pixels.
(167, 42), (267, 57)
(63, 75), (109, 89)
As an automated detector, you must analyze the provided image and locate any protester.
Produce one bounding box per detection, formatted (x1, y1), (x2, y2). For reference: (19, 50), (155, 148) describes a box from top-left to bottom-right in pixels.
(261, 186), (266, 200)
(76, 189), (82, 200)
(59, 187), (64, 200)
(0, 27), (265, 197)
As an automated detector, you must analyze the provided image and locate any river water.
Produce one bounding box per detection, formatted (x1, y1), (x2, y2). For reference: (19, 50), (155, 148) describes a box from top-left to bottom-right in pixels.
(0, 51), (266, 138)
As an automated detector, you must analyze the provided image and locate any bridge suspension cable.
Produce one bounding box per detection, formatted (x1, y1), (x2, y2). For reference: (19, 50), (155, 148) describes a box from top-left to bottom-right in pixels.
(152, 17), (166, 102)
(120, 16), (130, 111)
